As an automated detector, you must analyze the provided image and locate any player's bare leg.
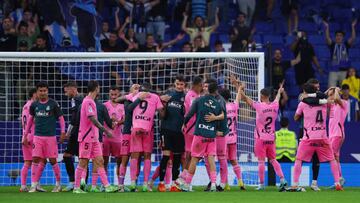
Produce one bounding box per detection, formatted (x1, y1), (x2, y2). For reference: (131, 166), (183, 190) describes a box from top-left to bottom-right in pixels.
(49, 158), (62, 192)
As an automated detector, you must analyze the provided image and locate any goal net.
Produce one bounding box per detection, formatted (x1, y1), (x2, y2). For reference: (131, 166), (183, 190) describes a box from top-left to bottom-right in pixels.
(0, 52), (264, 186)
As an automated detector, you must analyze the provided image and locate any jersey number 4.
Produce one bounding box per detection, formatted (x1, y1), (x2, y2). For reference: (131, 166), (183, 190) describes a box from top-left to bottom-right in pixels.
(315, 110), (324, 123)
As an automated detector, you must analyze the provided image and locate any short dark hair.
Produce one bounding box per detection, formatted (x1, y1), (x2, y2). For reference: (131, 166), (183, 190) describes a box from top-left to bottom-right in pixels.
(109, 30), (118, 36)
(175, 74), (186, 83)
(303, 83), (317, 93)
(110, 85), (121, 91)
(218, 88), (231, 101)
(192, 76), (203, 86)
(306, 78), (319, 85)
(64, 81), (78, 88)
(194, 35), (203, 41)
(208, 81), (218, 94)
(18, 21), (28, 28)
(28, 88), (37, 99)
(36, 81), (48, 90)
(146, 33), (154, 38)
(341, 84), (350, 90)
(238, 12), (246, 18)
(280, 117), (289, 128)
(37, 34), (47, 41)
(88, 80), (99, 92)
(215, 40), (223, 46)
(182, 42), (192, 47)
(260, 88), (271, 97)
(140, 82), (152, 92)
(335, 30), (345, 36)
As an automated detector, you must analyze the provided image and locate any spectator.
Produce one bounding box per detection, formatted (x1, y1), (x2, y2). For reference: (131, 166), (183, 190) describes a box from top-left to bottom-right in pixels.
(117, 17), (140, 52)
(182, 8), (219, 46)
(266, 0), (275, 22)
(182, 41), (193, 52)
(118, 0), (160, 45)
(341, 67), (360, 101)
(138, 33), (184, 52)
(30, 35), (49, 52)
(281, 0), (298, 35)
(237, 0), (255, 26)
(213, 40), (224, 52)
(192, 35), (211, 52)
(324, 20), (357, 87)
(270, 49), (301, 88)
(229, 13), (252, 52)
(17, 21), (36, 50)
(100, 21), (110, 41)
(341, 84), (359, 122)
(146, 0), (167, 42)
(290, 31), (324, 88)
(275, 117), (297, 162)
(19, 9), (40, 38)
(0, 17), (17, 51)
(101, 31), (125, 52)
(18, 40), (29, 52)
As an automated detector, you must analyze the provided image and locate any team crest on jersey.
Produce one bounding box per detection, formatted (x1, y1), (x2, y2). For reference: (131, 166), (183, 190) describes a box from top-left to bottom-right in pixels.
(88, 106), (93, 113)
(46, 106), (50, 111)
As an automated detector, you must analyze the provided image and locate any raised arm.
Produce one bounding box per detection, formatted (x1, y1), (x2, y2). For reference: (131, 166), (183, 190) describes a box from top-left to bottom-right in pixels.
(333, 87), (343, 107)
(182, 12), (190, 34)
(323, 21), (332, 46)
(274, 81), (284, 103)
(240, 89), (253, 107)
(114, 8), (121, 30)
(210, 7), (219, 33)
(348, 19), (357, 46)
(161, 33), (185, 50)
(290, 52), (301, 66)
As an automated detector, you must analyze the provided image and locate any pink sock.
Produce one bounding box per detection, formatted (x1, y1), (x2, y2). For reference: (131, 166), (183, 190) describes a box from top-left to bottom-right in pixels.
(270, 159), (284, 179)
(219, 159), (228, 184)
(165, 164), (172, 185)
(330, 160), (340, 183)
(37, 162), (45, 182)
(233, 164), (242, 180)
(92, 172), (98, 186)
(21, 164), (30, 186)
(210, 170), (217, 184)
(130, 159), (138, 182)
(205, 158), (211, 179)
(31, 163), (38, 183)
(258, 161), (265, 184)
(98, 167), (109, 187)
(293, 160), (302, 184)
(119, 165), (126, 185)
(81, 169), (87, 180)
(180, 169), (188, 179)
(143, 159), (151, 183)
(52, 163), (61, 182)
(337, 162), (342, 177)
(152, 165), (160, 181)
(75, 166), (85, 188)
(185, 173), (194, 184)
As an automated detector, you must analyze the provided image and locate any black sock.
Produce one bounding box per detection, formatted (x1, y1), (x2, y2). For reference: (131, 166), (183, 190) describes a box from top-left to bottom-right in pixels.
(63, 156), (75, 182)
(172, 154), (182, 181)
(312, 153), (320, 181)
(86, 166), (89, 184)
(159, 155), (170, 182)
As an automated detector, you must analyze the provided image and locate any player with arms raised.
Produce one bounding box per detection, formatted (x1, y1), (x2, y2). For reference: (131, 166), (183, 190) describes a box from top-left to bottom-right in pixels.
(73, 81), (117, 193)
(292, 83), (343, 191)
(240, 82), (287, 191)
(24, 82), (66, 193)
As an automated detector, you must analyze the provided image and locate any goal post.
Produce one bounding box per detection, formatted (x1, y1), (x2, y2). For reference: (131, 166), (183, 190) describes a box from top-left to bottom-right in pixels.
(0, 52), (264, 186)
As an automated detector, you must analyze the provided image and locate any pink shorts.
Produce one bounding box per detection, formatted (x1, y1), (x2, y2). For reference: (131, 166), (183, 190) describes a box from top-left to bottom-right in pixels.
(191, 135), (216, 158)
(227, 143), (237, 161)
(120, 134), (131, 156)
(32, 136), (58, 159)
(296, 139), (335, 162)
(216, 136), (227, 158)
(130, 128), (154, 153)
(254, 139), (276, 159)
(185, 133), (194, 153)
(22, 141), (33, 161)
(103, 139), (121, 157)
(79, 141), (103, 159)
(330, 136), (344, 158)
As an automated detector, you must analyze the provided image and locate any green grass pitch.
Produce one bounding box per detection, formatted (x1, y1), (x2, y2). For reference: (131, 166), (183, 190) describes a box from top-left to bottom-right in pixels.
(1, 186), (359, 203)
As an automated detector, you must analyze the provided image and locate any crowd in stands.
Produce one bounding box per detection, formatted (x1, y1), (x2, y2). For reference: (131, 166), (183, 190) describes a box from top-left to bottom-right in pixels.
(0, 0), (359, 121)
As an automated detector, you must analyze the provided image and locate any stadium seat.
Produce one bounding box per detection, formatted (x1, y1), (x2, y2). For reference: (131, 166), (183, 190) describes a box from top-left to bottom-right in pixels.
(315, 46), (330, 59)
(263, 35), (284, 44)
(308, 34), (326, 45)
(255, 22), (274, 33)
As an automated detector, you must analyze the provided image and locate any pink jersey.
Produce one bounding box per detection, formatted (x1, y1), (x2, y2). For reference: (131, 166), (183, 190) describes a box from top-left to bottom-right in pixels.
(22, 100), (35, 142)
(103, 101), (125, 141)
(295, 102), (327, 140)
(78, 96), (99, 143)
(226, 102), (239, 144)
(131, 92), (163, 131)
(329, 100), (348, 138)
(252, 101), (279, 141)
(184, 89), (200, 135)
